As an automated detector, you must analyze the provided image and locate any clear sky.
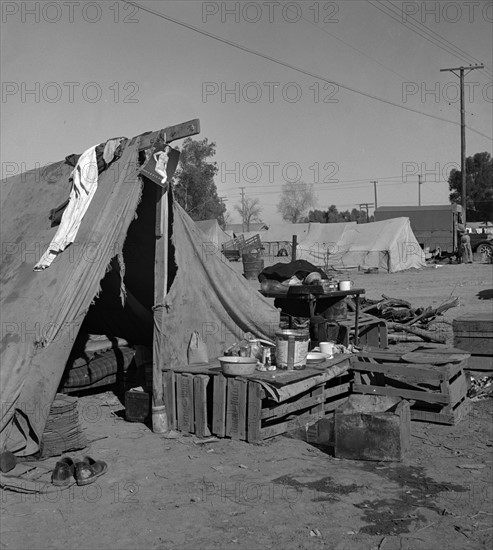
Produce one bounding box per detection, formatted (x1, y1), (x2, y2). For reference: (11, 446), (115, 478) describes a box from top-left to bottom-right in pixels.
(1, 0), (492, 223)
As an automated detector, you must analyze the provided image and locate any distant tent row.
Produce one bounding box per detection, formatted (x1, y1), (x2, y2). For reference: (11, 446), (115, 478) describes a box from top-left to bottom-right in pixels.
(256, 219), (425, 272)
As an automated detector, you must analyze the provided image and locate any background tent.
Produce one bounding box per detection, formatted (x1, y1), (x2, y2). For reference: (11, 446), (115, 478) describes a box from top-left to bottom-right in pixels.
(0, 138), (279, 455)
(261, 223), (310, 258)
(298, 218), (425, 272)
(195, 219), (230, 249)
(296, 222), (356, 263)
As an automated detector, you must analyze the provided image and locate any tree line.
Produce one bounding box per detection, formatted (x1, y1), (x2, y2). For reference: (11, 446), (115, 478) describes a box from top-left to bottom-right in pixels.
(171, 140), (492, 227)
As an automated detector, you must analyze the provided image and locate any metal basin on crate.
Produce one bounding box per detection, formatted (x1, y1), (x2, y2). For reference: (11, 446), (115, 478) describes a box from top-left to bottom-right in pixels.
(218, 356), (257, 376)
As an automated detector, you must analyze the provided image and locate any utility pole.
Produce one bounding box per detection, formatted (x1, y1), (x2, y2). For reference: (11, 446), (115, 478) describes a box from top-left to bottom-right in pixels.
(240, 187), (246, 233)
(371, 181), (378, 209)
(418, 174), (422, 206)
(440, 64), (484, 224)
(358, 203), (374, 222)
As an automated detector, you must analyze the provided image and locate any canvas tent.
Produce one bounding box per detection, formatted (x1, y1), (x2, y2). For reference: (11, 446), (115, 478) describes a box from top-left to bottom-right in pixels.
(297, 218), (425, 272)
(295, 222), (356, 263)
(0, 130), (279, 455)
(261, 223), (310, 257)
(194, 219), (230, 249)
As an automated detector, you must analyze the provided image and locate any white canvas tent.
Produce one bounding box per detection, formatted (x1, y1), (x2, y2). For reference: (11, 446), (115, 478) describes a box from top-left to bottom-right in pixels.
(261, 223), (310, 257)
(297, 218), (425, 272)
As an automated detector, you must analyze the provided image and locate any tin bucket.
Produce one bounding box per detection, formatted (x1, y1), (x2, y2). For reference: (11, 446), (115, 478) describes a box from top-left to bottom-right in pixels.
(275, 329), (310, 370)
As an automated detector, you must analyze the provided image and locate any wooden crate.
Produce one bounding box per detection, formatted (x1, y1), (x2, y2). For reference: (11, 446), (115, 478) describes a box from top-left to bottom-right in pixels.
(338, 313), (389, 348)
(163, 356), (352, 442)
(163, 371), (212, 437)
(351, 351), (470, 425)
(453, 313), (493, 353)
(243, 370), (351, 444)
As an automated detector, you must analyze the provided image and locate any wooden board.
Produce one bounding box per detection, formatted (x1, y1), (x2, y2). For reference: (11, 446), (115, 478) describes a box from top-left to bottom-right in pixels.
(411, 398), (471, 425)
(352, 383), (450, 404)
(193, 375), (210, 437)
(401, 352), (470, 365)
(163, 371), (176, 430)
(247, 382), (263, 444)
(453, 336), (493, 355)
(212, 375), (227, 437)
(352, 360), (446, 381)
(176, 374), (194, 433)
(225, 378), (247, 440)
(453, 314), (493, 333)
(466, 355), (493, 371)
(137, 119), (200, 150)
(448, 373), (468, 407)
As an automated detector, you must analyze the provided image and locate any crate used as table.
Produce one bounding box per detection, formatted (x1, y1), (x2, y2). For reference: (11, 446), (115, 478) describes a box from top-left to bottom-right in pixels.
(163, 355), (352, 443)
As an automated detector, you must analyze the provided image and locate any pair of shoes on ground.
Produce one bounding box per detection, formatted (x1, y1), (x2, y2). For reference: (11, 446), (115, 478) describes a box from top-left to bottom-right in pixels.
(52, 456), (107, 486)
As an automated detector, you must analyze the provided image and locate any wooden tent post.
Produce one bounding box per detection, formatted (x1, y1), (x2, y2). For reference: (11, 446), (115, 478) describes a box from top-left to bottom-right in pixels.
(138, 118), (200, 434)
(152, 185), (169, 432)
(291, 235), (297, 261)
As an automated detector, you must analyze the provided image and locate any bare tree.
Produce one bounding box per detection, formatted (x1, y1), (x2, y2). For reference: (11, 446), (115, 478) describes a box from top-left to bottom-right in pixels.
(277, 182), (316, 223)
(220, 210), (232, 230)
(234, 196), (263, 232)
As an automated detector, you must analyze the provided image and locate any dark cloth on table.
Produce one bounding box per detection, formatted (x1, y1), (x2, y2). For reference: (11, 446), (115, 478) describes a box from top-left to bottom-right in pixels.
(258, 260), (328, 283)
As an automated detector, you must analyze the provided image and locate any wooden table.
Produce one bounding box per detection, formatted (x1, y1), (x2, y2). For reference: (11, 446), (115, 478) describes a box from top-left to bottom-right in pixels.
(260, 287), (365, 344)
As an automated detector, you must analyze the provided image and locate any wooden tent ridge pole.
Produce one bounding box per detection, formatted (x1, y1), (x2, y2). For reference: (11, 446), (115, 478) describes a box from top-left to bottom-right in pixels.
(137, 119), (200, 151)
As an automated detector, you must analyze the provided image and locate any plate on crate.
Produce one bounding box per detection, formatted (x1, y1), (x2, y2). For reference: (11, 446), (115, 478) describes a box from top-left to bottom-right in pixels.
(306, 352), (331, 364)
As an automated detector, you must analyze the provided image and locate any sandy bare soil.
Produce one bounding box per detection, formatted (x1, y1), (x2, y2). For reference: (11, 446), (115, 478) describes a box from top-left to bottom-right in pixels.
(2, 260), (492, 550)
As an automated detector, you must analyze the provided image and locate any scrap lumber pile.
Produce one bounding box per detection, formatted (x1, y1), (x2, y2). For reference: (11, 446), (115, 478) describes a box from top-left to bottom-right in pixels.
(349, 294), (459, 344)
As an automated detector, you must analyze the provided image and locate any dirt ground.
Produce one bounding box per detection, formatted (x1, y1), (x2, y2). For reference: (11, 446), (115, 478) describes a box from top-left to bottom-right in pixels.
(2, 260), (492, 550)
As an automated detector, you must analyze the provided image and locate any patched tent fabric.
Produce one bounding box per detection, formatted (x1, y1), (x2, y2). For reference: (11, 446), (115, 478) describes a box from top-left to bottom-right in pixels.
(0, 141), (143, 455)
(158, 203), (279, 368)
(0, 140), (279, 455)
(297, 218), (425, 272)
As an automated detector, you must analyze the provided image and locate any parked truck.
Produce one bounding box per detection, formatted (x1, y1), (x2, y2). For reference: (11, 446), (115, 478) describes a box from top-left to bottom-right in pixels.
(374, 204), (462, 253)
(374, 204), (493, 257)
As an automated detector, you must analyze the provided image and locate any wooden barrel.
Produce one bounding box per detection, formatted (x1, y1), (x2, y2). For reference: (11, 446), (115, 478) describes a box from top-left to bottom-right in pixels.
(242, 253), (264, 280)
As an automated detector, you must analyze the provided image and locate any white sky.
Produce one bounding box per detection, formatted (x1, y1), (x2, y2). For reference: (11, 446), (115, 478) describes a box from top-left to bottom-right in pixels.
(1, 0), (492, 223)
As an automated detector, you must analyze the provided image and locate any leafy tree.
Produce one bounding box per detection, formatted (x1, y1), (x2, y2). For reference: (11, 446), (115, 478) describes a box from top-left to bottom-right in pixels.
(173, 138), (226, 224)
(234, 196), (263, 232)
(277, 182), (316, 223)
(306, 205), (372, 223)
(448, 152), (493, 222)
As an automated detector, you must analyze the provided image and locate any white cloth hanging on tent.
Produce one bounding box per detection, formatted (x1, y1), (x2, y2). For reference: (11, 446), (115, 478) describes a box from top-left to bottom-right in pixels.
(34, 145), (99, 271)
(153, 146), (170, 184)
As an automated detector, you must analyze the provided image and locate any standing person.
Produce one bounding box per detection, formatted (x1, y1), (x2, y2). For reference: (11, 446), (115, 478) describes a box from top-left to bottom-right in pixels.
(460, 229), (473, 264)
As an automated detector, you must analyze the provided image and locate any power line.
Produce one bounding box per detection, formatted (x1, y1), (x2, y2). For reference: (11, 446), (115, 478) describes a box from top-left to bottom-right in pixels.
(291, 4), (410, 82)
(369, 1), (492, 80)
(219, 174), (404, 192)
(123, 1), (492, 141)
